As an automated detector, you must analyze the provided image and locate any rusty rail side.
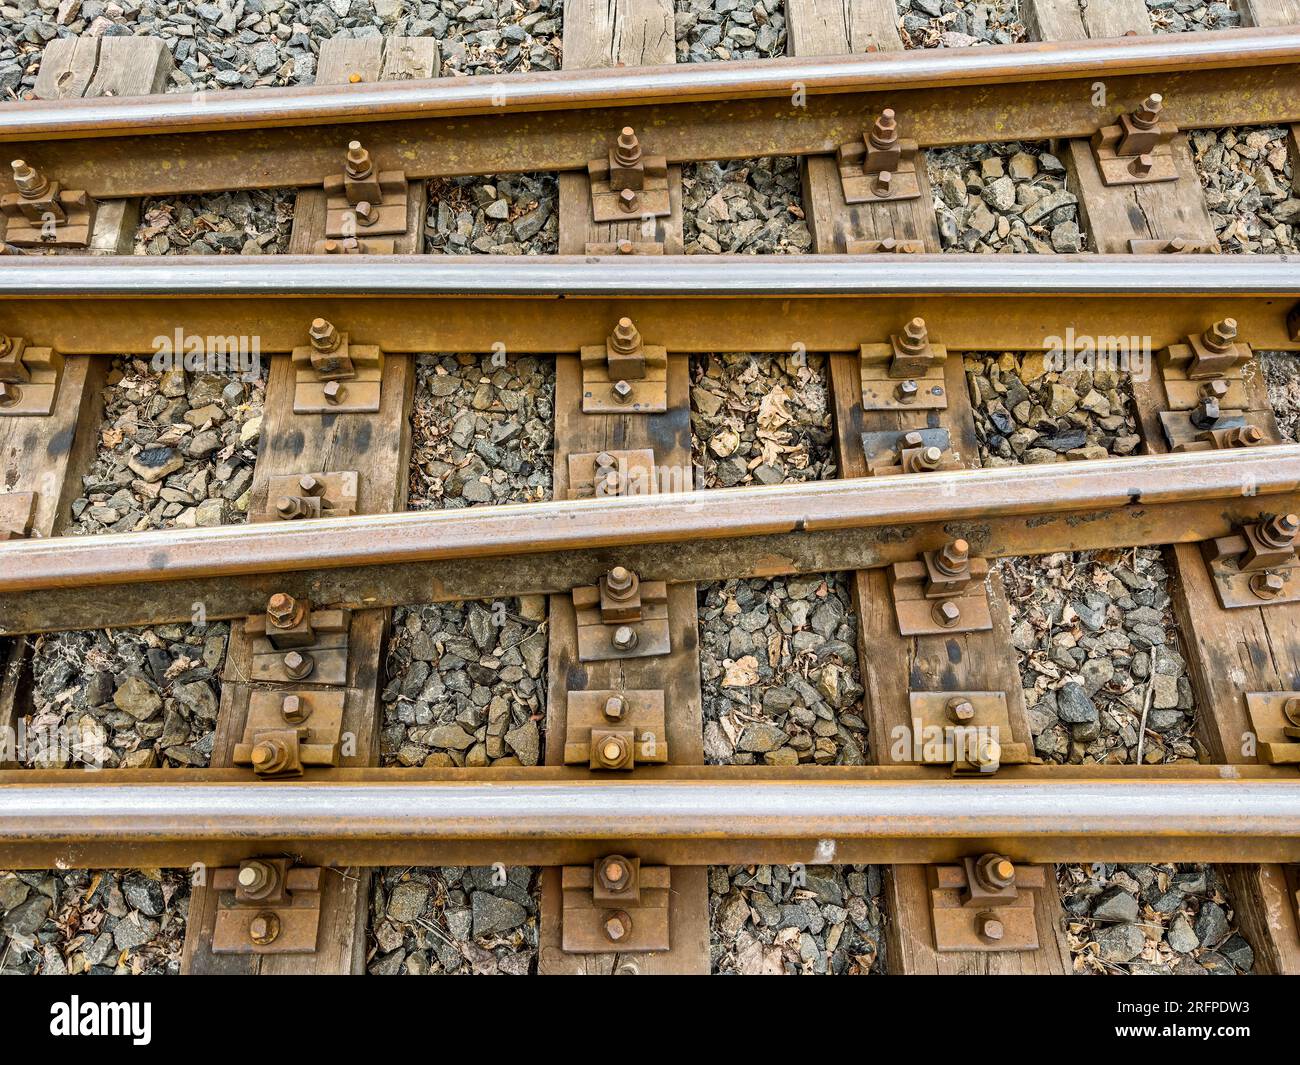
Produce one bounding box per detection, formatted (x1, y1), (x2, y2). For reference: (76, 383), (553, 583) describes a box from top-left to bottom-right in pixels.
(0, 447), (1294, 633)
(0, 765), (1295, 869)
(2, 29), (1299, 198)
(0, 255), (1298, 355)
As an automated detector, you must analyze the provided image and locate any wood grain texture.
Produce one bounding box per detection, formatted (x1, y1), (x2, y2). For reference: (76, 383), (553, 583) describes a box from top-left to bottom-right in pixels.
(561, 0), (675, 69)
(787, 0), (904, 54)
(182, 39), (425, 974)
(1023, 0), (1151, 42)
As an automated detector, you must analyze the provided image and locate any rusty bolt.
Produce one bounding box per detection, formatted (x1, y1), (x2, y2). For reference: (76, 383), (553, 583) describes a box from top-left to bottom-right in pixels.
(1202, 317), (1238, 353)
(869, 108), (898, 150)
(1250, 571), (1287, 601)
(902, 430), (925, 448)
(298, 474), (323, 496)
(618, 188), (639, 213)
(915, 445), (943, 471)
(612, 379), (633, 403)
(1132, 92), (1164, 129)
(275, 496), (304, 519)
(1283, 697), (1300, 727)
(932, 600), (962, 628)
(11, 159), (47, 198)
(603, 909), (633, 943)
(606, 565), (637, 597)
(1225, 425), (1265, 448)
(345, 140), (372, 179)
(614, 126), (642, 168)
(880, 237), (900, 252)
(976, 912), (1005, 943)
(895, 378), (919, 403)
(946, 696), (976, 724)
(597, 855), (631, 892)
(1191, 396), (1220, 429)
(603, 695), (627, 721)
(322, 239), (342, 254)
(616, 239), (634, 254)
(1199, 379), (1230, 401)
(975, 853), (1016, 891)
(612, 625), (638, 651)
(323, 380), (346, 405)
(309, 317), (340, 353)
(1165, 237), (1188, 253)
(938, 538), (970, 575)
(874, 170), (893, 196)
(1128, 153), (1154, 178)
(611, 316), (642, 354)
(281, 694), (308, 724)
(0, 381), (19, 407)
(353, 200), (376, 227)
(900, 317), (929, 354)
(970, 734), (1001, 772)
(597, 735), (630, 767)
(1261, 513), (1300, 548)
(237, 860), (275, 898)
(250, 736), (291, 774)
(283, 650), (315, 680)
(249, 912), (282, 947)
(267, 592), (299, 628)
(595, 451), (615, 469)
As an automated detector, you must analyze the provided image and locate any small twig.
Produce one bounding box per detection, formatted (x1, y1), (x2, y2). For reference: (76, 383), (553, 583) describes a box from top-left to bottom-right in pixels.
(1134, 670), (1156, 765)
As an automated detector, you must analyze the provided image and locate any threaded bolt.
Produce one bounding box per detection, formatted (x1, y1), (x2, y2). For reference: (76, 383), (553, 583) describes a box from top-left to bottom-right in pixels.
(1133, 93), (1163, 128)
(900, 317), (928, 353)
(1225, 425), (1265, 448)
(612, 625), (638, 651)
(1199, 379), (1230, 401)
(323, 380), (345, 405)
(309, 318), (339, 353)
(611, 316), (641, 354)
(1261, 513), (1300, 548)
(938, 538), (970, 575)
(614, 127), (642, 168)
(345, 140), (372, 179)
(612, 379), (633, 403)
(275, 496), (303, 519)
(902, 430), (925, 448)
(603, 695), (627, 720)
(896, 378), (918, 403)
(618, 188), (639, 213)
(975, 853), (1016, 891)
(916, 445), (943, 471)
(298, 475), (322, 496)
(869, 108), (898, 150)
(250, 737), (291, 774)
(946, 696), (976, 724)
(616, 239), (634, 254)
(874, 170), (893, 196)
(1202, 318), (1238, 353)
(11, 159), (47, 198)
(606, 566), (636, 596)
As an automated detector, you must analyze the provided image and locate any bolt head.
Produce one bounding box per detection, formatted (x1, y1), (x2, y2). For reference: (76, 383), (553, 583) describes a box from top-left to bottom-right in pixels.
(323, 380), (345, 404)
(1209, 317), (1238, 347)
(0, 381), (18, 406)
(267, 592), (297, 626)
(616, 239), (634, 254)
(946, 696), (976, 723)
(249, 911), (281, 946)
(283, 650), (314, 678)
(618, 188), (639, 212)
(904, 317), (927, 344)
(896, 379), (919, 402)
(603, 695), (627, 720)
(612, 625), (638, 651)
(1250, 572), (1287, 600)
(1201, 379), (1230, 400)
(902, 431), (924, 447)
(977, 913), (1005, 942)
(275, 496), (302, 519)
(612, 379), (633, 402)
(281, 694), (307, 723)
(933, 600), (962, 628)
(603, 910), (632, 942)
(309, 317), (338, 351)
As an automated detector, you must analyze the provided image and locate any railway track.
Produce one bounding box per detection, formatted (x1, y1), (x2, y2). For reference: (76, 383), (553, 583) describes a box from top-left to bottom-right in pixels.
(0, 8), (1299, 982)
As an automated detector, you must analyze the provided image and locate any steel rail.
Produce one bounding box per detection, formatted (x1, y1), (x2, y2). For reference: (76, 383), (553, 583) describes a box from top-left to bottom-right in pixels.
(0, 766), (1295, 868)
(0, 256), (1297, 354)
(1, 29), (1298, 198)
(0, 447), (1294, 634)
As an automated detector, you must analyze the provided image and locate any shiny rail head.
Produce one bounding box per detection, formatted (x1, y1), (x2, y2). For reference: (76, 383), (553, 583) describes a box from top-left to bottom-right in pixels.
(0, 254), (1297, 296)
